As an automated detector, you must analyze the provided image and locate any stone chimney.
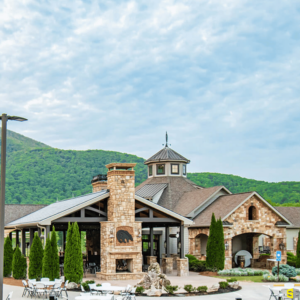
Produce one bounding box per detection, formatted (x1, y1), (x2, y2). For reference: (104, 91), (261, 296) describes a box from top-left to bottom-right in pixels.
(105, 163), (136, 223)
(91, 174), (107, 192)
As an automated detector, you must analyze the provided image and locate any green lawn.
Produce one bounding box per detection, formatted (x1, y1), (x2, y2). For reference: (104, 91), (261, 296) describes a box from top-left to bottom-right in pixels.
(215, 275), (264, 283)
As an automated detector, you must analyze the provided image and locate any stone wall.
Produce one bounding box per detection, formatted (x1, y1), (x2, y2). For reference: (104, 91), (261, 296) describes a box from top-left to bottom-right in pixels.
(92, 181), (107, 192)
(188, 195), (287, 269)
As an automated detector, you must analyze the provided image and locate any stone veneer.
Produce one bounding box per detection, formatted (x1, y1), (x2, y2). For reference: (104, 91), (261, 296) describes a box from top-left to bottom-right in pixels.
(147, 256), (157, 265)
(162, 257), (173, 274)
(188, 195), (287, 269)
(176, 258), (188, 276)
(92, 181), (107, 192)
(96, 163), (144, 280)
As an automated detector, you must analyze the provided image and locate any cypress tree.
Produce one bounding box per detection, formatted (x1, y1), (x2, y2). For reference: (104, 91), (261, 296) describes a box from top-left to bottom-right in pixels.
(42, 235), (52, 279)
(50, 226), (60, 280)
(64, 222), (83, 283)
(296, 231), (300, 268)
(3, 236), (13, 277)
(216, 218), (225, 270)
(29, 232), (44, 279)
(12, 245), (27, 279)
(64, 222), (74, 282)
(206, 213), (217, 269)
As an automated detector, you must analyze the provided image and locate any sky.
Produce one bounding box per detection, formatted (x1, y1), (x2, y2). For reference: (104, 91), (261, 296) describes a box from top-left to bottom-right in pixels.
(1, 0), (300, 182)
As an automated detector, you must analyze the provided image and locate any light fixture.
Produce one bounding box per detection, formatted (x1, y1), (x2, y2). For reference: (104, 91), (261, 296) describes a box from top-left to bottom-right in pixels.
(178, 242), (181, 249)
(148, 242), (151, 248)
(225, 241), (229, 251)
(279, 242), (285, 251)
(176, 232), (179, 238)
(164, 241), (167, 248)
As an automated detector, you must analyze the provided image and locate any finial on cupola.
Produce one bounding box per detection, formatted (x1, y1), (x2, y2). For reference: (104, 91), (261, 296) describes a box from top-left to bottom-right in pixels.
(166, 131), (168, 147)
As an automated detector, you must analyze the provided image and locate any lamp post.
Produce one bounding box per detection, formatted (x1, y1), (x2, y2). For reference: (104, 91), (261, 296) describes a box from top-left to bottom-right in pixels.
(0, 114), (27, 299)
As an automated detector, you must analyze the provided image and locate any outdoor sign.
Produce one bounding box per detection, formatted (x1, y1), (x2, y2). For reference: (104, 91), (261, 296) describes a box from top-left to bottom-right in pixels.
(276, 251), (282, 262)
(287, 288), (293, 299)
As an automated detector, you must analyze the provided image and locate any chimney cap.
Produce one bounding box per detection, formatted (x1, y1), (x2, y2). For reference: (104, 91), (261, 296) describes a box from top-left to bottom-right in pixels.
(105, 163), (136, 170)
(91, 174), (107, 183)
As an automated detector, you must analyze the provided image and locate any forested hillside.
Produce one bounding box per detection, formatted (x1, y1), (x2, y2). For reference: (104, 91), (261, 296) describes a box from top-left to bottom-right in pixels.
(2, 130), (300, 206)
(187, 173), (300, 206)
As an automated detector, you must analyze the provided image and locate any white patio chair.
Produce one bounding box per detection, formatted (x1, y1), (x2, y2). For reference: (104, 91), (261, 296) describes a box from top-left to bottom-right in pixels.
(120, 285), (132, 299)
(129, 287), (136, 300)
(40, 278), (50, 282)
(27, 281), (36, 298)
(35, 282), (47, 299)
(88, 283), (99, 295)
(59, 280), (69, 298)
(50, 282), (62, 297)
(101, 283), (113, 296)
(22, 280), (30, 297)
(5, 292), (13, 300)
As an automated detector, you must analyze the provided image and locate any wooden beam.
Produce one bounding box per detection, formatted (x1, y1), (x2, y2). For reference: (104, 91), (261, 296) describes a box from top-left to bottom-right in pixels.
(85, 206), (107, 216)
(53, 217), (107, 223)
(135, 207), (148, 214)
(135, 218), (180, 223)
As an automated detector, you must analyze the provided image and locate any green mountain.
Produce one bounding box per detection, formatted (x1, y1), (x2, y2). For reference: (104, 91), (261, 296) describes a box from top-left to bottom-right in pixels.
(0, 129), (50, 153)
(2, 130), (300, 206)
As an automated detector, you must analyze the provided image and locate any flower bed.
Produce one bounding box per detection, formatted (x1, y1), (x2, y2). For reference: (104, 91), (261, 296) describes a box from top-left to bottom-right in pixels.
(218, 268), (270, 276)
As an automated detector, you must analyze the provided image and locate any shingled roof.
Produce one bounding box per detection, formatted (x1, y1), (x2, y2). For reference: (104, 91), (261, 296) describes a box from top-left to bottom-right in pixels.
(275, 207), (300, 227)
(144, 146), (190, 164)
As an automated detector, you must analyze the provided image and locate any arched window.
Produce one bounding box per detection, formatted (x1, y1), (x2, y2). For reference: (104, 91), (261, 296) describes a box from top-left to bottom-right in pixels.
(248, 206), (257, 220)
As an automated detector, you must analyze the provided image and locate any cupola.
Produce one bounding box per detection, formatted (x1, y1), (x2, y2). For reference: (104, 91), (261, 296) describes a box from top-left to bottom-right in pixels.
(144, 133), (190, 178)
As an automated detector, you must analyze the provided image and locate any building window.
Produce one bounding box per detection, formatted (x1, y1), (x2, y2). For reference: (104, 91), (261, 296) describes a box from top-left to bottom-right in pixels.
(183, 164), (186, 175)
(149, 166), (153, 176)
(156, 164), (165, 175)
(171, 164), (179, 174)
(248, 206), (257, 220)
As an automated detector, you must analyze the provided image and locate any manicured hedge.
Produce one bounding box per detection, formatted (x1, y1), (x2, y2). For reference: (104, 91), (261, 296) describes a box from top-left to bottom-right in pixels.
(272, 264), (297, 278)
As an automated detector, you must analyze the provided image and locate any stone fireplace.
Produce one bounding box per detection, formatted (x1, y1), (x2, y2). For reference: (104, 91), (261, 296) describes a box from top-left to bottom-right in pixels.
(97, 163), (144, 280)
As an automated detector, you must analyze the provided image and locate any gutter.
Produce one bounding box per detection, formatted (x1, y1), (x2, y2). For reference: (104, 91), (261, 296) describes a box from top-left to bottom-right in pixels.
(37, 224), (47, 247)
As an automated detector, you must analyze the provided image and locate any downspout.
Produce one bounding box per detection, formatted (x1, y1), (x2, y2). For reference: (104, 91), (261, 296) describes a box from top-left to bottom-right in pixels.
(37, 224), (47, 247)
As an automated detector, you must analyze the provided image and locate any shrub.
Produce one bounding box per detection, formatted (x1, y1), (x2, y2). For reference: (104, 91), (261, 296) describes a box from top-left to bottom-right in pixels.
(190, 260), (207, 272)
(164, 285), (179, 294)
(42, 236), (52, 279)
(263, 270), (270, 275)
(254, 270), (264, 275)
(263, 274), (289, 282)
(50, 227), (60, 280)
(296, 269), (300, 275)
(219, 281), (229, 289)
(12, 245), (27, 279)
(185, 254), (198, 263)
(3, 237), (13, 277)
(272, 264), (297, 278)
(81, 280), (95, 291)
(296, 231), (300, 268)
(260, 253), (270, 256)
(197, 286), (207, 292)
(136, 287), (145, 294)
(29, 232), (44, 280)
(226, 278), (238, 283)
(184, 285), (196, 293)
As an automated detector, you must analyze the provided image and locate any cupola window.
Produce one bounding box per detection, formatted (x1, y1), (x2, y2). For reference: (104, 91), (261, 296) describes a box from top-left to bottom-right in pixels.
(183, 164), (186, 175)
(171, 164), (179, 174)
(149, 166), (153, 176)
(157, 164), (165, 175)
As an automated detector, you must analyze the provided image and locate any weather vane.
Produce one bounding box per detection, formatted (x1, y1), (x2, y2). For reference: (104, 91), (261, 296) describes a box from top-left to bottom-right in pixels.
(162, 132), (171, 147)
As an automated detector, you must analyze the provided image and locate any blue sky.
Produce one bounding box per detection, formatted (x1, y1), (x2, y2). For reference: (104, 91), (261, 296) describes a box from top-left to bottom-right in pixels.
(1, 0), (300, 182)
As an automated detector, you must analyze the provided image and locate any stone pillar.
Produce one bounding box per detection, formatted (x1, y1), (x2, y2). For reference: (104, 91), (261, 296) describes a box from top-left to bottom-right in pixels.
(252, 236), (260, 259)
(147, 256), (157, 265)
(162, 257), (173, 274)
(224, 238), (232, 270)
(171, 254), (180, 269)
(176, 258), (188, 277)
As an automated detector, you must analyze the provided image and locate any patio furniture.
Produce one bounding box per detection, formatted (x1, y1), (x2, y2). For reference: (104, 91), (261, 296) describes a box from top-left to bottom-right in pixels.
(60, 280), (69, 297)
(265, 286), (282, 300)
(5, 292), (13, 300)
(22, 280), (30, 297)
(88, 283), (100, 295)
(41, 278), (50, 282)
(50, 282), (62, 297)
(27, 281), (36, 298)
(120, 285), (132, 299)
(75, 296), (113, 300)
(89, 263), (97, 274)
(129, 287), (136, 300)
(35, 282), (47, 299)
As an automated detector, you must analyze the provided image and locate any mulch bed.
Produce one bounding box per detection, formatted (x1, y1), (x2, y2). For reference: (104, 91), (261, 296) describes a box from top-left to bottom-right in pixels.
(198, 271), (218, 276)
(4, 278), (23, 287)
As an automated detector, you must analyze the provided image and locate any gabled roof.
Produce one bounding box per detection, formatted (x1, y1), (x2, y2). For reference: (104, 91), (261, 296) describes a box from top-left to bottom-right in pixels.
(191, 192), (292, 227)
(135, 184), (168, 199)
(173, 186), (229, 217)
(144, 146), (190, 164)
(275, 207), (300, 228)
(6, 190), (110, 227)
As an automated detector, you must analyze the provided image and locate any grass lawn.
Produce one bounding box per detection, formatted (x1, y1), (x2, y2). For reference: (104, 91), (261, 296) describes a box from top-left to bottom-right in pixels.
(215, 275), (264, 283)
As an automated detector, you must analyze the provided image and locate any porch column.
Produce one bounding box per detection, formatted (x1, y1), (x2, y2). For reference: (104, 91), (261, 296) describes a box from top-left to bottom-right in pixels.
(38, 227), (42, 238)
(166, 227), (170, 257)
(63, 230), (66, 252)
(45, 225), (50, 239)
(16, 230), (20, 247)
(21, 229), (26, 255)
(224, 238), (232, 269)
(146, 227), (157, 265)
(9, 232), (12, 240)
(180, 224), (185, 259)
(29, 228), (34, 249)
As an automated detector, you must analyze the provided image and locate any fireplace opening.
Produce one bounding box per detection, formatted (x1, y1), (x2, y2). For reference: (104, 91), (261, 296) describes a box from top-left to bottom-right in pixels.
(116, 259), (133, 273)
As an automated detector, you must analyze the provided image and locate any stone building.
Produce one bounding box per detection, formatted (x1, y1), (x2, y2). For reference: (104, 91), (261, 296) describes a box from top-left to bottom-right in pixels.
(4, 137), (300, 273)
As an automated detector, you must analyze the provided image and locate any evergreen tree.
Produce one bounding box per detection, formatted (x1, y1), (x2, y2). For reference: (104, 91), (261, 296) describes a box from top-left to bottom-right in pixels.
(3, 236), (13, 277)
(50, 226), (60, 280)
(296, 231), (300, 268)
(216, 218), (225, 270)
(29, 232), (44, 279)
(64, 222), (83, 283)
(206, 213), (217, 269)
(64, 223), (74, 282)
(12, 245), (27, 279)
(42, 235), (52, 279)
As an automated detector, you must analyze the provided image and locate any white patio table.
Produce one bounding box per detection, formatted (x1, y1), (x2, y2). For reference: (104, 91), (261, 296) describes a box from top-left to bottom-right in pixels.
(93, 286), (125, 293)
(32, 281), (60, 287)
(75, 296), (113, 300)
